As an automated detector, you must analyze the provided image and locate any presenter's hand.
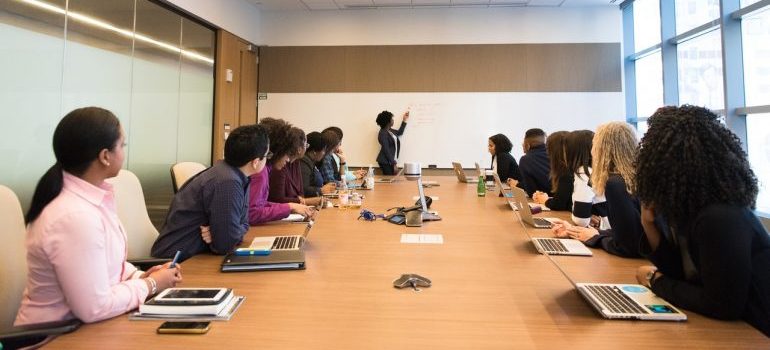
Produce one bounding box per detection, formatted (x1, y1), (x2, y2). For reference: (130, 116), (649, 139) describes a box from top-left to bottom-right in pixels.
(532, 191), (549, 204)
(402, 110), (410, 122)
(566, 226), (599, 242)
(289, 203), (315, 218)
(200, 225), (212, 244)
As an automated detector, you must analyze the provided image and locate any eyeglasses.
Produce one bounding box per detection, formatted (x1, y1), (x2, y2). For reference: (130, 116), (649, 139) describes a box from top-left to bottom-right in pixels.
(304, 142), (310, 149)
(264, 151), (274, 160)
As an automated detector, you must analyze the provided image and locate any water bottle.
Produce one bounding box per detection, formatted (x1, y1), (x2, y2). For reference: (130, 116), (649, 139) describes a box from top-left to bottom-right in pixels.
(365, 164), (375, 189)
(338, 178), (349, 209)
(477, 174), (486, 197)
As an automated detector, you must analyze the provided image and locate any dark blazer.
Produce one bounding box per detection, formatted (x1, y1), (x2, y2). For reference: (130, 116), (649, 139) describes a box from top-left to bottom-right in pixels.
(517, 144), (551, 196)
(299, 155), (323, 197)
(545, 174), (574, 211)
(492, 152), (521, 182)
(583, 174), (643, 258)
(644, 205), (770, 337)
(376, 121), (407, 166)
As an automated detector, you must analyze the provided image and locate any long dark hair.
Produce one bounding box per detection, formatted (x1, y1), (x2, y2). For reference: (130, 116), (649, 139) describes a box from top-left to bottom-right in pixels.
(26, 107), (121, 223)
(489, 133), (513, 154)
(546, 131), (570, 192)
(636, 105), (757, 225)
(565, 130), (593, 178)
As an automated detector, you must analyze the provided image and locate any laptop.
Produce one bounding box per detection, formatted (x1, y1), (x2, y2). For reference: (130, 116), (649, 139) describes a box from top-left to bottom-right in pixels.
(451, 162), (479, 183)
(508, 186), (553, 228)
(375, 168), (404, 183)
(547, 252), (686, 321)
(530, 237), (593, 256)
(220, 221), (313, 272)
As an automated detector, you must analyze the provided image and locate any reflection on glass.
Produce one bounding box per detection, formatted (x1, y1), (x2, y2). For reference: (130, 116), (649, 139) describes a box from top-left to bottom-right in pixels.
(677, 30), (724, 110)
(129, 0), (182, 196)
(0, 0), (66, 210)
(741, 8), (770, 106)
(62, 0), (134, 128)
(675, 0), (720, 34)
(635, 52), (663, 119)
(178, 17), (215, 166)
(741, 0), (762, 7)
(747, 114), (770, 214)
(633, 0), (661, 52)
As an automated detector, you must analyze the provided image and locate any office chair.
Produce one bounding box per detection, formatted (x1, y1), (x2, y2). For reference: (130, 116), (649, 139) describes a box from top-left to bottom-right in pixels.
(170, 162), (207, 193)
(106, 170), (169, 269)
(0, 185), (81, 348)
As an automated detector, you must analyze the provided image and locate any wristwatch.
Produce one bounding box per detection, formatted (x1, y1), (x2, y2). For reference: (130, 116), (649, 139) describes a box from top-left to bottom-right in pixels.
(645, 268), (659, 288)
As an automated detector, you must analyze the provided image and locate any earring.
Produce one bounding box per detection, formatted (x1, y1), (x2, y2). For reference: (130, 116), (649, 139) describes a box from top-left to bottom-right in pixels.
(106, 162), (111, 166)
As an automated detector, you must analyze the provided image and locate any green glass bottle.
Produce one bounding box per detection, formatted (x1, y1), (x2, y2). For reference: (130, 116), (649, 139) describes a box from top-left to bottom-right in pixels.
(477, 175), (486, 197)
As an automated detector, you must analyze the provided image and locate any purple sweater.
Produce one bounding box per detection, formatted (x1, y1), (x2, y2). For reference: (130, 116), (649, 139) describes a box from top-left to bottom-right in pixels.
(248, 164), (291, 225)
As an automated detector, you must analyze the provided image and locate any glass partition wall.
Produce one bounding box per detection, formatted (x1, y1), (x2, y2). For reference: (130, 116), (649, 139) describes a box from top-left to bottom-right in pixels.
(0, 0), (214, 224)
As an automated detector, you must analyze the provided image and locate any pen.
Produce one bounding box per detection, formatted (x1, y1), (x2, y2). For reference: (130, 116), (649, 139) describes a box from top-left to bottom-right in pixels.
(169, 250), (182, 268)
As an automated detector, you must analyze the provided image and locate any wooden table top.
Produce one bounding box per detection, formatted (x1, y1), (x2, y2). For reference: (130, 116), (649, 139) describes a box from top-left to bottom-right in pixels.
(47, 176), (769, 349)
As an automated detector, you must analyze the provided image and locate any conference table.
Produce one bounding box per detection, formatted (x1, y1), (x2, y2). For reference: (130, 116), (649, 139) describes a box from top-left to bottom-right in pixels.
(48, 176), (769, 349)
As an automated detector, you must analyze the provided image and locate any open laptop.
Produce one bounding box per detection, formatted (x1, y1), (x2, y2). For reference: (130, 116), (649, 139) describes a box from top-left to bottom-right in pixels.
(548, 251), (686, 321)
(509, 186), (553, 228)
(220, 221), (313, 272)
(451, 162), (478, 183)
(492, 173), (549, 212)
(375, 168), (404, 183)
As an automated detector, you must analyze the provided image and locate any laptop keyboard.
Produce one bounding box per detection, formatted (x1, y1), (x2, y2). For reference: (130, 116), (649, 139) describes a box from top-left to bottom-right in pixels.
(272, 236), (298, 250)
(533, 218), (552, 227)
(586, 285), (647, 314)
(538, 238), (567, 253)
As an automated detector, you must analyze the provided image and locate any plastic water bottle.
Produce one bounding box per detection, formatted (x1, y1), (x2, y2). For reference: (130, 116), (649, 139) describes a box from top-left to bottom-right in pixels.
(339, 178), (349, 209)
(477, 174), (486, 197)
(366, 164), (375, 189)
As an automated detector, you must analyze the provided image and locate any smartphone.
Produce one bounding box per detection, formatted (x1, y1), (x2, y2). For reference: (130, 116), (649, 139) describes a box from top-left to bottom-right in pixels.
(156, 321), (210, 334)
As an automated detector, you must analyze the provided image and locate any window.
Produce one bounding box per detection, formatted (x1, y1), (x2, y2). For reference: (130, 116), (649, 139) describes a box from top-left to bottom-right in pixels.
(633, 0), (661, 51)
(741, 0), (763, 7)
(675, 0), (720, 34)
(677, 29), (724, 110)
(741, 8), (770, 106)
(747, 114), (770, 215)
(635, 51), (664, 119)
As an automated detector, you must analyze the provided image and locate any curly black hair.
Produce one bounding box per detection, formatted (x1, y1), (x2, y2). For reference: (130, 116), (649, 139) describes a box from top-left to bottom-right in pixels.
(636, 105), (758, 225)
(489, 133), (513, 154)
(258, 118), (304, 164)
(376, 111), (394, 128)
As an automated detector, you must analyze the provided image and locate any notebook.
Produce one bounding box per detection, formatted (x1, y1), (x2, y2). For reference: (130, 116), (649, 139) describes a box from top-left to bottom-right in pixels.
(451, 162), (479, 183)
(375, 168), (404, 183)
(220, 221), (313, 272)
(508, 185), (553, 229)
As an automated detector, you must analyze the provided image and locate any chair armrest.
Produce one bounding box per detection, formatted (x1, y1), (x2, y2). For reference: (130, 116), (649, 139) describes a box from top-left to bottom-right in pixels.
(128, 258), (171, 271)
(0, 318), (82, 348)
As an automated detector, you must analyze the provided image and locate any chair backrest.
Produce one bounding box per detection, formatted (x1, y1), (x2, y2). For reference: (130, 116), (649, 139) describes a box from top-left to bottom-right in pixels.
(0, 185), (28, 329)
(106, 170), (158, 260)
(170, 162), (207, 193)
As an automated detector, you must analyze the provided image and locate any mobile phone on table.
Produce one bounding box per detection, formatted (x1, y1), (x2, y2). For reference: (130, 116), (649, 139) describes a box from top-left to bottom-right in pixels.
(156, 321), (210, 334)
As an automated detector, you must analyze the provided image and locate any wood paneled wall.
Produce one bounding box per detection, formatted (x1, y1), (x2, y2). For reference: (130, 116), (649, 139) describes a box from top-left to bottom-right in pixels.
(213, 29), (257, 163)
(258, 43), (621, 93)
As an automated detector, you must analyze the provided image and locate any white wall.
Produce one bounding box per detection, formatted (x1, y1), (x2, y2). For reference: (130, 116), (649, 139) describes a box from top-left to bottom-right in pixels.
(167, 0), (262, 44)
(257, 7), (624, 167)
(261, 7), (621, 45)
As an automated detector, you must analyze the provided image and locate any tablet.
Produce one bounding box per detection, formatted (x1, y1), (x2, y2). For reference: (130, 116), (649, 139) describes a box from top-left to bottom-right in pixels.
(151, 288), (231, 305)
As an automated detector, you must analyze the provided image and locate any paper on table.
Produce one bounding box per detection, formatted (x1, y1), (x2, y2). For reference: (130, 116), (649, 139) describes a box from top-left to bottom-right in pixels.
(400, 234), (444, 244)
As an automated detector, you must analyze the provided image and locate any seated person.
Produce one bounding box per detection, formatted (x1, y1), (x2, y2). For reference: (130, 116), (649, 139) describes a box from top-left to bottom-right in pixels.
(300, 131), (337, 197)
(532, 131), (573, 211)
(488, 133), (521, 183)
(152, 124), (269, 260)
(551, 122), (643, 258)
(319, 129), (342, 184)
(323, 126), (367, 182)
(249, 118), (315, 225)
(563, 130), (608, 228)
(510, 128), (550, 196)
(268, 127), (323, 207)
(634, 105), (770, 337)
(16, 107), (180, 327)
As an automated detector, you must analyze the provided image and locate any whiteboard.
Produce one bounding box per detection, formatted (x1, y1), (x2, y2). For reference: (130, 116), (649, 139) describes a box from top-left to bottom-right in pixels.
(257, 92), (625, 168)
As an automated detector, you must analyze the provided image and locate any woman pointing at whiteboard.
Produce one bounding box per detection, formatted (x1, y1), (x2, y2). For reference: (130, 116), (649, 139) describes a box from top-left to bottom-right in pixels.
(375, 110), (409, 175)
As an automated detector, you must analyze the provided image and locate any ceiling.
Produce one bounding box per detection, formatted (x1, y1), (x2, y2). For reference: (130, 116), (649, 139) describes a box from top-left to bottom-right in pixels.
(248, 0), (619, 12)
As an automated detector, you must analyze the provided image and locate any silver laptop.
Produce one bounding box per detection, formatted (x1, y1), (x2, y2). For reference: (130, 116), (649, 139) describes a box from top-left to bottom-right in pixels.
(247, 220), (314, 253)
(531, 237), (593, 256)
(451, 162), (479, 183)
(375, 168), (403, 183)
(509, 186), (552, 228)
